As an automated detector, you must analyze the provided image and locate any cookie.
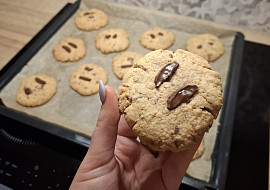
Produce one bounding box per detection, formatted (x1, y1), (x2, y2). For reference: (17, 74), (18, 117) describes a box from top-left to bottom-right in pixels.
(69, 63), (108, 95)
(192, 138), (204, 159)
(112, 51), (142, 79)
(186, 34), (225, 62)
(95, 29), (129, 54)
(118, 49), (223, 152)
(139, 28), (174, 50)
(16, 74), (57, 107)
(75, 9), (108, 31)
(53, 38), (86, 62)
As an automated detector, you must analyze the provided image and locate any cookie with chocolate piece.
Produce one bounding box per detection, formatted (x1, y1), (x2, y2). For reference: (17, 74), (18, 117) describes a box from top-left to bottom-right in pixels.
(139, 28), (174, 50)
(16, 74), (57, 107)
(186, 33), (224, 62)
(95, 28), (129, 54)
(53, 38), (86, 62)
(69, 63), (108, 95)
(75, 8), (108, 31)
(118, 49), (223, 152)
(112, 51), (142, 79)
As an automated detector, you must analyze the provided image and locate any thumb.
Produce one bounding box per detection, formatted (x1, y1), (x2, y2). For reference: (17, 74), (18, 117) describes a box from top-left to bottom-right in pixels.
(84, 82), (120, 166)
(70, 82), (120, 186)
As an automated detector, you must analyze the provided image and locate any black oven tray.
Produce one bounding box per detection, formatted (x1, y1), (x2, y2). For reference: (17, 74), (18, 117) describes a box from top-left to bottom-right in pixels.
(0, 1), (244, 189)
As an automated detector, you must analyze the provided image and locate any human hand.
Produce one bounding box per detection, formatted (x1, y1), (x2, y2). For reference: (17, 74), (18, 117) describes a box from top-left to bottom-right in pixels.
(70, 82), (203, 190)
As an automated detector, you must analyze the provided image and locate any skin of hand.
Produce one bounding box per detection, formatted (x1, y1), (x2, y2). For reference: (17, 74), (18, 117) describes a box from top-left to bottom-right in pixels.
(69, 85), (203, 190)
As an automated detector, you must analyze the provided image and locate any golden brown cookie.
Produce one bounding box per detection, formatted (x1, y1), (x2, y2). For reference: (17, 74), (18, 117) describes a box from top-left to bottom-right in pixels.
(112, 51), (141, 79)
(53, 38), (86, 62)
(69, 63), (108, 95)
(95, 29), (129, 54)
(118, 49), (223, 152)
(16, 74), (57, 107)
(186, 34), (224, 62)
(139, 28), (174, 50)
(75, 9), (108, 31)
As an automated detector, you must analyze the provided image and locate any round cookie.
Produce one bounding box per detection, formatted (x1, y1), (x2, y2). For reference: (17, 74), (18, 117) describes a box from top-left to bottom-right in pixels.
(75, 8), (108, 31)
(69, 63), (108, 95)
(53, 38), (86, 62)
(186, 33), (225, 62)
(192, 139), (204, 159)
(112, 51), (142, 79)
(139, 28), (174, 50)
(118, 49), (223, 152)
(16, 74), (57, 107)
(95, 29), (129, 54)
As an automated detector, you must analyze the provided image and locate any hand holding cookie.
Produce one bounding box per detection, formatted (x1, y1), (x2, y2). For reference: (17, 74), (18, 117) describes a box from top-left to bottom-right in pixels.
(70, 81), (203, 190)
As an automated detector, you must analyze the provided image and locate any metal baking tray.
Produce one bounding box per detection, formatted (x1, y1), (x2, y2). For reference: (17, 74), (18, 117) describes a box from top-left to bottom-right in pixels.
(0, 0), (244, 189)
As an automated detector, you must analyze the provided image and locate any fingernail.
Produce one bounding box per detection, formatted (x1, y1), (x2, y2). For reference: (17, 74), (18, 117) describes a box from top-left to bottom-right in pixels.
(99, 80), (106, 104)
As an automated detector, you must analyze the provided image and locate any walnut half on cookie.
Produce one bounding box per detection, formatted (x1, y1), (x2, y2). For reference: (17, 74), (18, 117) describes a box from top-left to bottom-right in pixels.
(118, 49), (223, 152)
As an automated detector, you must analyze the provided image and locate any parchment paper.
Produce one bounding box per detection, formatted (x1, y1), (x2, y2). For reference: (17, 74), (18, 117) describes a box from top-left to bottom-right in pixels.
(0, 0), (235, 182)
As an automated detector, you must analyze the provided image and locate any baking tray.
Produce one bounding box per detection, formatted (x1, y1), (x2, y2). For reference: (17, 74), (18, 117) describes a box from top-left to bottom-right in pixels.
(0, 0), (244, 189)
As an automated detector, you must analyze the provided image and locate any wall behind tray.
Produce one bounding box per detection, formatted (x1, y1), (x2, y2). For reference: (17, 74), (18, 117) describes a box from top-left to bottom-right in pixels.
(105, 0), (270, 34)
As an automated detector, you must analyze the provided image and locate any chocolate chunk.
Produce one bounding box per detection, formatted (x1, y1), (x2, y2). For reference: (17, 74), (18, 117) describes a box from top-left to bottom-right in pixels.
(197, 45), (202, 49)
(79, 76), (91, 81)
(174, 126), (179, 134)
(35, 77), (46, 89)
(202, 107), (212, 113)
(167, 85), (199, 110)
(24, 87), (32, 95)
(83, 12), (93, 15)
(174, 140), (180, 148)
(208, 42), (213, 45)
(142, 67), (147, 71)
(35, 77), (46, 85)
(68, 42), (77, 48)
(113, 34), (117, 39)
(127, 57), (134, 62)
(105, 35), (111, 39)
(154, 62), (179, 88)
(150, 34), (155, 38)
(62, 45), (71, 53)
(85, 66), (93, 71)
(121, 64), (133, 68)
(169, 54), (173, 58)
(158, 32), (163, 36)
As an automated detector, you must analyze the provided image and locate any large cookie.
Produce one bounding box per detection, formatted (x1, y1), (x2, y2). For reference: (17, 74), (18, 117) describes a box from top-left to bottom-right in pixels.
(139, 28), (174, 50)
(186, 34), (224, 62)
(95, 29), (129, 54)
(75, 8), (108, 31)
(118, 49), (223, 152)
(112, 51), (141, 79)
(53, 38), (86, 62)
(69, 63), (108, 95)
(16, 74), (57, 107)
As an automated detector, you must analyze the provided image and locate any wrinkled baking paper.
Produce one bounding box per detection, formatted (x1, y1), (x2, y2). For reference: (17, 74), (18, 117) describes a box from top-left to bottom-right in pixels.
(0, 0), (235, 182)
